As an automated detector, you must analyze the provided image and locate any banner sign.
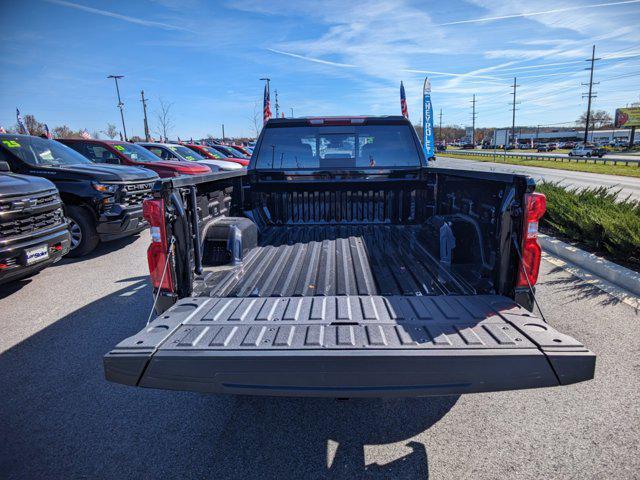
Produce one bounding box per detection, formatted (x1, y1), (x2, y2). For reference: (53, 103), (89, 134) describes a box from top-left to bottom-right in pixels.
(422, 78), (435, 159)
(615, 107), (640, 128)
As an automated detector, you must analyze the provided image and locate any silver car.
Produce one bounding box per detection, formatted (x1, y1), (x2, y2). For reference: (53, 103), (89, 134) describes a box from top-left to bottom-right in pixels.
(137, 143), (243, 171)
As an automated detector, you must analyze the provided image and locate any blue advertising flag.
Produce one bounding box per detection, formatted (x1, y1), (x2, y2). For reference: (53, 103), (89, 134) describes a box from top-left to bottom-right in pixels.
(422, 79), (435, 159)
(16, 108), (30, 135)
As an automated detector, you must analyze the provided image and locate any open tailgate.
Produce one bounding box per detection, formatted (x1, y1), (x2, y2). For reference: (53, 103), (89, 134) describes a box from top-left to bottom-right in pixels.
(104, 295), (594, 397)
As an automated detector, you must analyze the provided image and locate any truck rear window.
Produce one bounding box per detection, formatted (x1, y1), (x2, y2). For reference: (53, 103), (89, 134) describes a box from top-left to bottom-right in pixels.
(254, 125), (422, 169)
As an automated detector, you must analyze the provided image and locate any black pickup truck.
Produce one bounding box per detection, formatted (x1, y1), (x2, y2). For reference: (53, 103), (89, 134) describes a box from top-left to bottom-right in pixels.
(0, 162), (70, 284)
(104, 116), (595, 398)
(0, 135), (158, 256)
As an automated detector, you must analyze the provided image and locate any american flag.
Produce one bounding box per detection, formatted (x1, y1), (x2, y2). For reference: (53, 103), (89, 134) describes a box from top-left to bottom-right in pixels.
(16, 108), (30, 135)
(44, 124), (52, 139)
(263, 81), (271, 125)
(400, 81), (409, 119)
(81, 130), (92, 139)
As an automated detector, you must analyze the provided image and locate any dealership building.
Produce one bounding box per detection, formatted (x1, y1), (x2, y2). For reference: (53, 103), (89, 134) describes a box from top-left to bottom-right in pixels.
(517, 128), (634, 143)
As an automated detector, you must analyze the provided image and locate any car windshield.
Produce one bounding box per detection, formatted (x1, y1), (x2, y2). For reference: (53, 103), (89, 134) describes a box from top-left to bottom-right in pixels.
(226, 146), (249, 157)
(113, 143), (165, 162)
(168, 145), (205, 161)
(214, 145), (239, 157)
(199, 146), (224, 159)
(254, 124), (422, 169)
(0, 136), (92, 167)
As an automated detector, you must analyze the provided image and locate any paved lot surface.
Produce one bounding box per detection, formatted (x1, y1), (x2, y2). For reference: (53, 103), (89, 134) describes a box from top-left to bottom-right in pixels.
(435, 156), (640, 201)
(1, 233), (639, 479)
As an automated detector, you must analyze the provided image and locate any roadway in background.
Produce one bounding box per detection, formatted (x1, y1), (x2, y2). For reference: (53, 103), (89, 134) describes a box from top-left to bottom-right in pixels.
(435, 156), (640, 201)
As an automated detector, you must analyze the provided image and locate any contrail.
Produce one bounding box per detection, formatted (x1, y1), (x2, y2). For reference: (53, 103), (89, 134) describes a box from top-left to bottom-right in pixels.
(267, 48), (356, 68)
(436, 0), (640, 26)
(44, 0), (193, 32)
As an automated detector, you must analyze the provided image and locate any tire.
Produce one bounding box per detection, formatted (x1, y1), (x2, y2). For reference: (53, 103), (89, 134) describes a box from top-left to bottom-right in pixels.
(568, 152), (573, 157)
(65, 205), (99, 257)
(586, 152), (591, 157)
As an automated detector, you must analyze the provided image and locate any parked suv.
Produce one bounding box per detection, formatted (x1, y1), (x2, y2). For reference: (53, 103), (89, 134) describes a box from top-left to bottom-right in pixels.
(0, 134), (158, 256)
(58, 139), (210, 178)
(0, 160), (70, 284)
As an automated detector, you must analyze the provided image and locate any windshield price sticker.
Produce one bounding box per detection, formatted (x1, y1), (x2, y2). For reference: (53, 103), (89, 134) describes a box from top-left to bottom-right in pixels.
(2, 140), (21, 148)
(113, 145), (125, 151)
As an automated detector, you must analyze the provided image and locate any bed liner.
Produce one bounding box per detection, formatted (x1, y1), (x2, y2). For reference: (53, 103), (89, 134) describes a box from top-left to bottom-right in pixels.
(197, 224), (472, 298)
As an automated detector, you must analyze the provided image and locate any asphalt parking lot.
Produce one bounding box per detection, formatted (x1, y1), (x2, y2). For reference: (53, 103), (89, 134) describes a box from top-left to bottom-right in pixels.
(1, 232), (639, 479)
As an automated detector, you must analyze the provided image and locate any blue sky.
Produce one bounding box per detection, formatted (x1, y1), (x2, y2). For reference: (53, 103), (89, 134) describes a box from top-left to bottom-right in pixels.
(1, 0), (639, 138)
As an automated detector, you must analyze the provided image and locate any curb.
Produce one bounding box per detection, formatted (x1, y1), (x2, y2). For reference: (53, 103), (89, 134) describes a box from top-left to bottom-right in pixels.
(538, 234), (640, 296)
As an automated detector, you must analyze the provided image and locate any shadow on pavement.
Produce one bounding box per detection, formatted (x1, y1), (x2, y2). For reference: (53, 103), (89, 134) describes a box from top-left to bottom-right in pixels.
(541, 265), (624, 308)
(0, 277), (458, 479)
(0, 235), (142, 299)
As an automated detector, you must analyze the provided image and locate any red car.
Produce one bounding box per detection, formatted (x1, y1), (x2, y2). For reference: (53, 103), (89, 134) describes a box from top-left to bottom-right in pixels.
(58, 139), (210, 177)
(199, 144), (249, 166)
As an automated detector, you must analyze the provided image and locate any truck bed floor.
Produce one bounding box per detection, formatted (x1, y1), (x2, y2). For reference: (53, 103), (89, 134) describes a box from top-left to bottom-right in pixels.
(197, 225), (472, 298)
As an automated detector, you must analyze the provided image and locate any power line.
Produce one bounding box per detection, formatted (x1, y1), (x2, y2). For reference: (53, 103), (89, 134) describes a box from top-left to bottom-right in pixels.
(582, 45), (601, 143)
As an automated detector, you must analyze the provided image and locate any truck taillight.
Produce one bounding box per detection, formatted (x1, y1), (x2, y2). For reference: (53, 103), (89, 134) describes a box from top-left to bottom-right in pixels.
(517, 192), (546, 288)
(142, 198), (174, 292)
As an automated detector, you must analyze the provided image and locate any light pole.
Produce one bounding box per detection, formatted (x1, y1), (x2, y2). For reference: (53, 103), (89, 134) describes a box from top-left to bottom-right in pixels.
(108, 75), (127, 141)
(290, 108), (294, 118)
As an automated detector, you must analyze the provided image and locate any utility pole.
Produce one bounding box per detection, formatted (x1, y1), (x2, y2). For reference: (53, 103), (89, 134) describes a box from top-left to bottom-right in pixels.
(222, 124), (225, 142)
(509, 77), (520, 148)
(582, 45), (600, 144)
(438, 108), (443, 141)
(470, 95), (477, 145)
(140, 90), (150, 141)
(274, 89), (279, 118)
(107, 75), (127, 141)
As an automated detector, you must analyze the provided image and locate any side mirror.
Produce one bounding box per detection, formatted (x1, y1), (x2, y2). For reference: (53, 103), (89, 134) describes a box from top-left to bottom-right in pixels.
(0, 160), (11, 172)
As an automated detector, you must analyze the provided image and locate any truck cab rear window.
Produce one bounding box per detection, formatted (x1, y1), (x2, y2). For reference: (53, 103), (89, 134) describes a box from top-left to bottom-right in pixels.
(255, 125), (422, 169)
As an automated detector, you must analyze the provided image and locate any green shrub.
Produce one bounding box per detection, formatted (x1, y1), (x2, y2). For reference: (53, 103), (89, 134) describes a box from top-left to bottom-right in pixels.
(537, 182), (640, 268)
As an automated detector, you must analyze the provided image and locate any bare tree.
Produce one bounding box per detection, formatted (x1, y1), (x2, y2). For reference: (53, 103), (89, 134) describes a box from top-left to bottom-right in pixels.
(577, 110), (613, 130)
(52, 125), (75, 138)
(248, 100), (261, 138)
(154, 98), (175, 141)
(102, 123), (118, 139)
(23, 114), (46, 136)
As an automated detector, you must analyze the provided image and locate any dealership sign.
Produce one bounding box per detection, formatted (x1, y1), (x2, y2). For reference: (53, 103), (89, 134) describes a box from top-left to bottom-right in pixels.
(615, 107), (640, 128)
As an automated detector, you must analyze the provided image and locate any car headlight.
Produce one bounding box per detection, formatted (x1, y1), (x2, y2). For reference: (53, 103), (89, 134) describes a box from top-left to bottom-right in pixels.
(92, 182), (118, 194)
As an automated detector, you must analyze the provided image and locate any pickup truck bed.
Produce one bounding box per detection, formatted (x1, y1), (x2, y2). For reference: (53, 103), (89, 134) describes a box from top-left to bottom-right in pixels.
(197, 225), (470, 298)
